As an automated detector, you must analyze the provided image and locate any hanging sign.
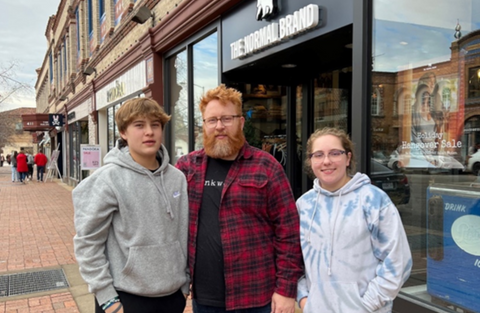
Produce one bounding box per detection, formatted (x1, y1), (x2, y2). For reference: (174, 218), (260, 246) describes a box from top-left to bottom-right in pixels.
(48, 114), (65, 126)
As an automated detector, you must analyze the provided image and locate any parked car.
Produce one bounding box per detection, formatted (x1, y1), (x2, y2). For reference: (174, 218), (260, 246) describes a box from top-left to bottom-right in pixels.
(372, 151), (389, 166)
(370, 159), (410, 205)
(467, 151), (480, 175)
(387, 151), (464, 173)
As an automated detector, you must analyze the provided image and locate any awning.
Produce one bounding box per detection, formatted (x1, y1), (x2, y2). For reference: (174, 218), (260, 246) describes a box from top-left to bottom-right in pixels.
(21, 114), (52, 131)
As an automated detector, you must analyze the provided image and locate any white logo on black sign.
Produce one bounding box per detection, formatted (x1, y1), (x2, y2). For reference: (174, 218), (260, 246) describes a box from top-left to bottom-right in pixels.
(51, 115), (61, 126)
(256, 0), (279, 21)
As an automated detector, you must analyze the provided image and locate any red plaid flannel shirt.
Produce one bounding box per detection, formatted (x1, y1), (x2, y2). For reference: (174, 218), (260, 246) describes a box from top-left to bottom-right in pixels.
(176, 143), (303, 310)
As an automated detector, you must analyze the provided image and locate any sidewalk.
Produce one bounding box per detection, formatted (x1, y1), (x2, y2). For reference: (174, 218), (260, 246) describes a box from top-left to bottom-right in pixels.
(0, 165), (192, 313)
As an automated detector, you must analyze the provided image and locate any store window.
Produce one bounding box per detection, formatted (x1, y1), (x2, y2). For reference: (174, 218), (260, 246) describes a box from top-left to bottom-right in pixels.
(69, 121), (89, 181)
(468, 66), (480, 99)
(371, 86), (382, 116)
(313, 72), (349, 132)
(166, 29), (219, 161)
(372, 1), (480, 312)
(107, 102), (123, 151)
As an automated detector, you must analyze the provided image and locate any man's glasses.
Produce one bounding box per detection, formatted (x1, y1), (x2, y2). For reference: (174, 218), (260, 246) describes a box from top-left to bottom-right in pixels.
(203, 115), (241, 128)
(309, 149), (346, 163)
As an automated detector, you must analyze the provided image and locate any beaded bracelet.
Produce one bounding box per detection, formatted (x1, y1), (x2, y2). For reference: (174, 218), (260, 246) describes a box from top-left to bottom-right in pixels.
(102, 297), (120, 311)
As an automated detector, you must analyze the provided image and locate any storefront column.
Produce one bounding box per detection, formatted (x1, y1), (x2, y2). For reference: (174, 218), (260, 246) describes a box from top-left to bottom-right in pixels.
(352, 0), (373, 173)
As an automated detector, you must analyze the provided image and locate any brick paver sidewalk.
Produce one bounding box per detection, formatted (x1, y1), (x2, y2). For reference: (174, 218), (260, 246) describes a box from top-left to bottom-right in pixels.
(0, 165), (193, 313)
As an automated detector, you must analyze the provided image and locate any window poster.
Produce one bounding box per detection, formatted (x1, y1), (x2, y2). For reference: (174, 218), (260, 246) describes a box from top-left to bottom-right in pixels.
(396, 72), (464, 170)
(80, 145), (102, 170)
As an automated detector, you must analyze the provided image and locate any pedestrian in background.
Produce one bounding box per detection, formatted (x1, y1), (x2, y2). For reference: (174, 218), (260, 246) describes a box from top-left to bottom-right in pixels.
(73, 98), (189, 313)
(27, 152), (35, 180)
(176, 84), (303, 313)
(11, 151), (18, 182)
(16, 148), (28, 184)
(0, 153), (4, 167)
(296, 127), (412, 313)
(34, 149), (48, 182)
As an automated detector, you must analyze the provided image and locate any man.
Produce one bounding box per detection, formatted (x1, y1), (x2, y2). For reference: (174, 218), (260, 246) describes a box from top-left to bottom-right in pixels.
(176, 84), (303, 313)
(27, 153), (34, 180)
(34, 149), (48, 182)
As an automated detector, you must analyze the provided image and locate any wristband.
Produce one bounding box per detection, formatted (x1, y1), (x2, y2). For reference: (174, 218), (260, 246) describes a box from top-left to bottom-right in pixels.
(102, 297), (120, 311)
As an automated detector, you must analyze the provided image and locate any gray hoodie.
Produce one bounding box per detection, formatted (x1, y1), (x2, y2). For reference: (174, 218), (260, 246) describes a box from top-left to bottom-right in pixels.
(73, 142), (189, 305)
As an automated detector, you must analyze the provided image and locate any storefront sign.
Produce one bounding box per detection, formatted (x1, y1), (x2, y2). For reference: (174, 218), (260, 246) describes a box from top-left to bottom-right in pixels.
(230, 4), (320, 60)
(96, 61), (146, 110)
(48, 114), (64, 127)
(107, 80), (126, 103)
(80, 145), (102, 170)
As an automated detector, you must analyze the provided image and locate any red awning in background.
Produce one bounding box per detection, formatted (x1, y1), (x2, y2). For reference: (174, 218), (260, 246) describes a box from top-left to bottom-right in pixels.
(21, 114), (52, 131)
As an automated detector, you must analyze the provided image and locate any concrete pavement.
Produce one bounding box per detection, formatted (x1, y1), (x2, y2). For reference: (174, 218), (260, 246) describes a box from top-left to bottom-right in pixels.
(0, 164), (193, 313)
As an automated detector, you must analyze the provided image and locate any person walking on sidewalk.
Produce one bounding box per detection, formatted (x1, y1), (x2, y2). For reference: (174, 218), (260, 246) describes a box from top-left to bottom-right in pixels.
(27, 152), (34, 180)
(73, 98), (190, 313)
(11, 151), (18, 182)
(16, 149), (29, 183)
(0, 153), (4, 167)
(175, 84), (303, 313)
(296, 127), (412, 313)
(34, 149), (48, 182)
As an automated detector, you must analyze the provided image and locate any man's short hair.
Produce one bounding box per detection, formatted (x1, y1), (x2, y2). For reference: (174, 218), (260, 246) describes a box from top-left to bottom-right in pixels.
(199, 84), (243, 116)
(115, 98), (171, 133)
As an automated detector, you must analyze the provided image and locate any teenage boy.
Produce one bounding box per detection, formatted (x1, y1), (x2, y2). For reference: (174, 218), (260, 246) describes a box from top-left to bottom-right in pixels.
(73, 98), (190, 313)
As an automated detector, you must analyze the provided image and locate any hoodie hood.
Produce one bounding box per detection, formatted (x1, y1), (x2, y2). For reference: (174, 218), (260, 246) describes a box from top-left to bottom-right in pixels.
(104, 140), (174, 218)
(313, 172), (371, 196)
(104, 139), (170, 174)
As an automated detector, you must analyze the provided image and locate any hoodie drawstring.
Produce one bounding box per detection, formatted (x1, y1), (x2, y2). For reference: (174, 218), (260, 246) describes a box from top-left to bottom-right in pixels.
(307, 192), (321, 243)
(328, 190), (342, 276)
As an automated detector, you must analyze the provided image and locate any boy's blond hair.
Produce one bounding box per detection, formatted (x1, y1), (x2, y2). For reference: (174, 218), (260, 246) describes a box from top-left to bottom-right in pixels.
(115, 98), (171, 133)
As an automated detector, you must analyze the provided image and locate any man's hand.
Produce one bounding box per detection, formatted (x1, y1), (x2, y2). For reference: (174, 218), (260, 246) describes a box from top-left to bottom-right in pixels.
(271, 292), (295, 313)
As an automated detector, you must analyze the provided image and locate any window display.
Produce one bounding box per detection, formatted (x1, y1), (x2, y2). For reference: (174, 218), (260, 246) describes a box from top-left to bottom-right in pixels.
(372, 1), (480, 312)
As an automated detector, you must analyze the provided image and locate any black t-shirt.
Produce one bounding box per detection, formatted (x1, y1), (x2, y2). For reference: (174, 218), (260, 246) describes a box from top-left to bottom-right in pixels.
(193, 157), (233, 307)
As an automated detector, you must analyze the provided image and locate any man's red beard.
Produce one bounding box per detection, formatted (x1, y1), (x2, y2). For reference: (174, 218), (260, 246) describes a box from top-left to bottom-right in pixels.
(203, 126), (245, 159)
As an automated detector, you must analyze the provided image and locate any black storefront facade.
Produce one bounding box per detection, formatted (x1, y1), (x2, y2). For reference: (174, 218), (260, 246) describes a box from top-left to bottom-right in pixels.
(161, 0), (480, 312)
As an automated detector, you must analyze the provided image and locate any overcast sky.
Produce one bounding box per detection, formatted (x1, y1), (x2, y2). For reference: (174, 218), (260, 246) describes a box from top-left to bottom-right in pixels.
(0, 0), (60, 112)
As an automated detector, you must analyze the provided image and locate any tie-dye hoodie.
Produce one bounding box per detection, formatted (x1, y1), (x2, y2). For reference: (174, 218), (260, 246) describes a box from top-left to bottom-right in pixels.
(296, 173), (412, 313)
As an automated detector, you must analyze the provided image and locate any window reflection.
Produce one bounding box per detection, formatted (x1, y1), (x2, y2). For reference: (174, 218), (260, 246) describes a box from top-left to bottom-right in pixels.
(193, 32), (218, 150)
(168, 31), (218, 161)
(169, 50), (188, 162)
(373, 2), (480, 311)
(313, 72), (348, 132)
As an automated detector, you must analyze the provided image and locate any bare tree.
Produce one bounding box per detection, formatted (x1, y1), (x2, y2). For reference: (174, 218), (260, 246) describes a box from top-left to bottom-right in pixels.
(0, 61), (33, 106)
(0, 62), (34, 149)
(0, 109), (21, 149)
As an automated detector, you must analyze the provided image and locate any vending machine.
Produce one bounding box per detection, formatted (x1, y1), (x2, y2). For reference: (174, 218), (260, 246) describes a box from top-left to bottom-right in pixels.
(427, 184), (480, 312)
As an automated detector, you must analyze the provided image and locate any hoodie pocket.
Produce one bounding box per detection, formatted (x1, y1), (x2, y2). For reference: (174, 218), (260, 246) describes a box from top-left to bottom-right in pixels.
(117, 241), (187, 296)
(304, 282), (371, 313)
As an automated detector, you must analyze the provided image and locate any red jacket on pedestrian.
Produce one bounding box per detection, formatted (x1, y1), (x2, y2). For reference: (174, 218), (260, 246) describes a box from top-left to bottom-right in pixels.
(16, 153), (28, 173)
(34, 153), (48, 167)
